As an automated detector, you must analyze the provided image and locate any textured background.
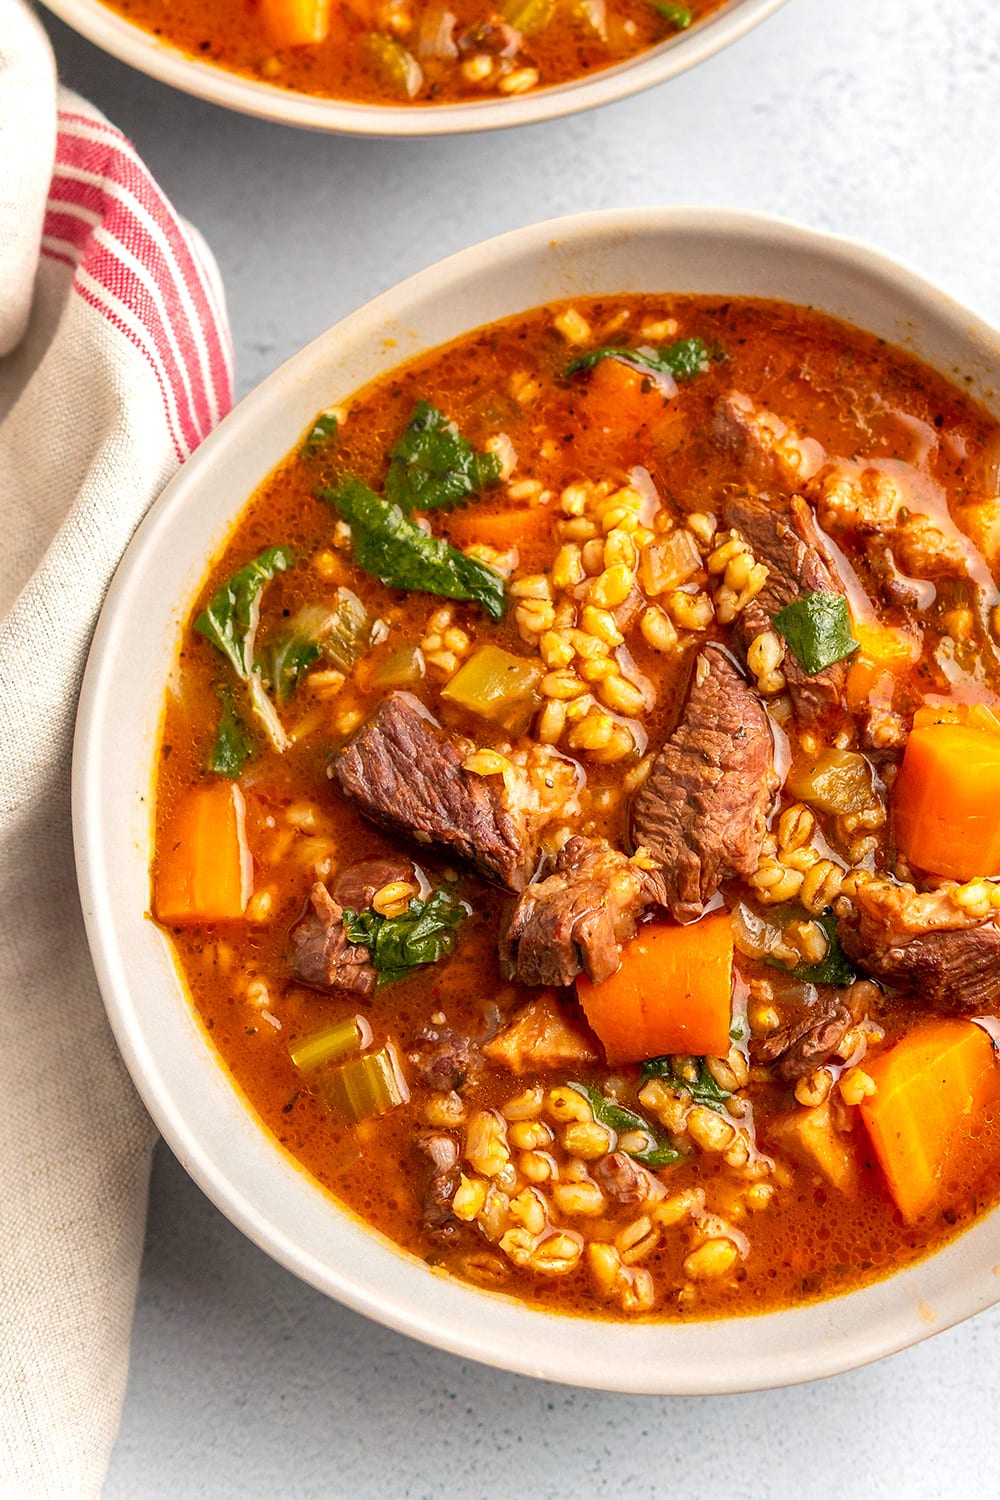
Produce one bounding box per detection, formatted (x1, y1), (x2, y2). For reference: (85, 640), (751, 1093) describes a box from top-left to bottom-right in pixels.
(39, 0), (1000, 1493)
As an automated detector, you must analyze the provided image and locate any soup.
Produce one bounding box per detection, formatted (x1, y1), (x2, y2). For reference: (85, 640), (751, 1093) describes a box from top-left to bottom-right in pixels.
(100, 0), (726, 105)
(153, 294), (1000, 1320)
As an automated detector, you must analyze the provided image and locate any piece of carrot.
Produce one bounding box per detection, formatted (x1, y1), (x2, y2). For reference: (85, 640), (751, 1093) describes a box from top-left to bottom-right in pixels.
(859, 1019), (1000, 1223)
(844, 622), (917, 714)
(258, 0), (330, 48)
(445, 503), (554, 555)
(892, 722), (1000, 879)
(154, 781), (254, 924)
(576, 911), (734, 1064)
(584, 357), (668, 433)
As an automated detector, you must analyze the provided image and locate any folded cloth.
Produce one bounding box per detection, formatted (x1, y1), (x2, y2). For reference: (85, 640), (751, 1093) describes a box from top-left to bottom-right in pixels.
(0, 4), (233, 1492)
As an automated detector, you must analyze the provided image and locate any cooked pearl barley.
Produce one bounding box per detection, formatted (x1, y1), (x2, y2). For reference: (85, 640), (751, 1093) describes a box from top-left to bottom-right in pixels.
(598, 674), (648, 717)
(579, 657), (616, 683)
(424, 1091), (466, 1128)
(372, 880), (419, 917)
(581, 605), (624, 646)
(462, 748), (512, 777)
(539, 631), (575, 668)
(587, 1242), (623, 1292)
(840, 1067), (878, 1107)
(537, 699), (568, 744)
(750, 859), (804, 903)
(794, 1068), (833, 1108)
(551, 1180), (607, 1216)
(515, 600), (555, 636)
(778, 803), (816, 851)
(620, 1268), (656, 1314)
(510, 573), (553, 600)
(453, 1175), (488, 1221)
(508, 1119), (553, 1151)
(799, 859), (844, 912)
(588, 564), (634, 609)
(560, 484), (590, 516)
(640, 605), (679, 653)
(509, 1187), (548, 1236)
(687, 1106), (737, 1154)
(518, 1151), (557, 1183)
(581, 537), (607, 575)
(707, 533), (748, 574)
(686, 511), (717, 546)
(547, 1086), (593, 1124)
(551, 543), (585, 590)
(465, 1110), (510, 1177)
(653, 1187), (705, 1227)
(541, 669), (588, 700)
(501, 1087), (544, 1121)
(667, 590), (714, 631)
(568, 712), (615, 752)
(603, 529), (637, 570)
(747, 629), (786, 693)
(561, 516), (599, 542)
(530, 1232), (583, 1275)
(683, 1238), (739, 1282)
(553, 307), (592, 344)
(562, 1121), (615, 1159)
(588, 724), (636, 763)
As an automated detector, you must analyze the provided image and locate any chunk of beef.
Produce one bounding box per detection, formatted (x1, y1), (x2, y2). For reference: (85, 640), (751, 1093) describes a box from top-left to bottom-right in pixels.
(456, 18), (520, 54)
(631, 644), (777, 922)
(750, 981), (875, 1081)
(482, 993), (598, 1074)
(498, 835), (665, 988)
(330, 692), (535, 891)
(838, 880), (1000, 1012)
(410, 1026), (483, 1092)
(332, 857), (417, 912)
(417, 1133), (462, 1241)
(593, 1152), (664, 1208)
(723, 493), (849, 725)
(288, 882), (375, 995)
(713, 391), (827, 491)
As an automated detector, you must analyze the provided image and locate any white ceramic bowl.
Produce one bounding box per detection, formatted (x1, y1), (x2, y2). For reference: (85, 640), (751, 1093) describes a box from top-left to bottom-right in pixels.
(41, 0), (787, 136)
(74, 208), (1000, 1392)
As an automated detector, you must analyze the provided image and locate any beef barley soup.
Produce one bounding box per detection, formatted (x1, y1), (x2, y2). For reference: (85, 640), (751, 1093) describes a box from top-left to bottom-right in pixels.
(99, 0), (725, 105)
(153, 295), (1000, 1320)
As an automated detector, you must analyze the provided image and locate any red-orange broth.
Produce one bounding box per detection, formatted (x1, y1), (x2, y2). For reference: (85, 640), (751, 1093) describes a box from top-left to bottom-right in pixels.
(154, 295), (1000, 1320)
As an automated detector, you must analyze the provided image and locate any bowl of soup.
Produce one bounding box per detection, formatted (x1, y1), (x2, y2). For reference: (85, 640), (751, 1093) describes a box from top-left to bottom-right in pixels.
(74, 207), (1000, 1391)
(40, 0), (788, 133)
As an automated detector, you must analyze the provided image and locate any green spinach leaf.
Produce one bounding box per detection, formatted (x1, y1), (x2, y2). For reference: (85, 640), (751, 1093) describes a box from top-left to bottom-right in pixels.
(342, 886), (468, 984)
(385, 401), (502, 513)
(258, 594), (373, 703)
(773, 911), (857, 986)
(208, 684), (253, 778)
(567, 1082), (682, 1168)
(773, 591), (859, 675)
(300, 411), (339, 459)
(565, 335), (713, 383)
(651, 0), (692, 25)
(194, 545), (294, 751)
(321, 476), (505, 621)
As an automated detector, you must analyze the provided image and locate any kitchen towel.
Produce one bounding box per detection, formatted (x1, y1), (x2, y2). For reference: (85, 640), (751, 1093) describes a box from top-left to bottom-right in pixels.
(0, 3), (233, 1492)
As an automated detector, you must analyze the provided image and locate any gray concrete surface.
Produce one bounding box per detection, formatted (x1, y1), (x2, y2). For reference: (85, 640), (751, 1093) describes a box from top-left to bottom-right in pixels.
(38, 0), (1000, 1493)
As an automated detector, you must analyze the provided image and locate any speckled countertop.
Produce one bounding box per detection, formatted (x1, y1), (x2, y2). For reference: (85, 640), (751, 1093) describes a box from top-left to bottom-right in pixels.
(39, 0), (1000, 1492)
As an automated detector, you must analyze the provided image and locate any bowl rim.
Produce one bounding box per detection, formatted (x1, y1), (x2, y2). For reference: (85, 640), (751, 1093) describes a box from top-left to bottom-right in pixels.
(73, 206), (1000, 1393)
(40, 0), (789, 137)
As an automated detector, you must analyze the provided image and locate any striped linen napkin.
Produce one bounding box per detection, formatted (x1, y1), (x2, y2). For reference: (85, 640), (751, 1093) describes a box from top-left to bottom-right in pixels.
(0, 3), (233, 1492)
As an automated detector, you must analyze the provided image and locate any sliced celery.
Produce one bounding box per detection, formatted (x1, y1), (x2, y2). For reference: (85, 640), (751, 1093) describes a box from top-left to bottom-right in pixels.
(373, 642), (425, 689)
(289, 1015), (373, 1074)
(786, 748), (873, 815)
(440, 643), (542, 734)
(316, 1043), (410, 1123)
(364, 34), (423, 98)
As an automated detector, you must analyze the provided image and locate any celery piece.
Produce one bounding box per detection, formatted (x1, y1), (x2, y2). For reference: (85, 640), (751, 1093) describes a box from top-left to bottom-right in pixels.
(502, 0), (554, 32)
(786, 747), (873, 815)
(316, 1043), (410, 1123)
(289, 1015), (373, 1074)
(260, 592), (373, 702)
(440, 643), (542, 734)
(365, 34), (423, 98)
(373, 643), (426, 690)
